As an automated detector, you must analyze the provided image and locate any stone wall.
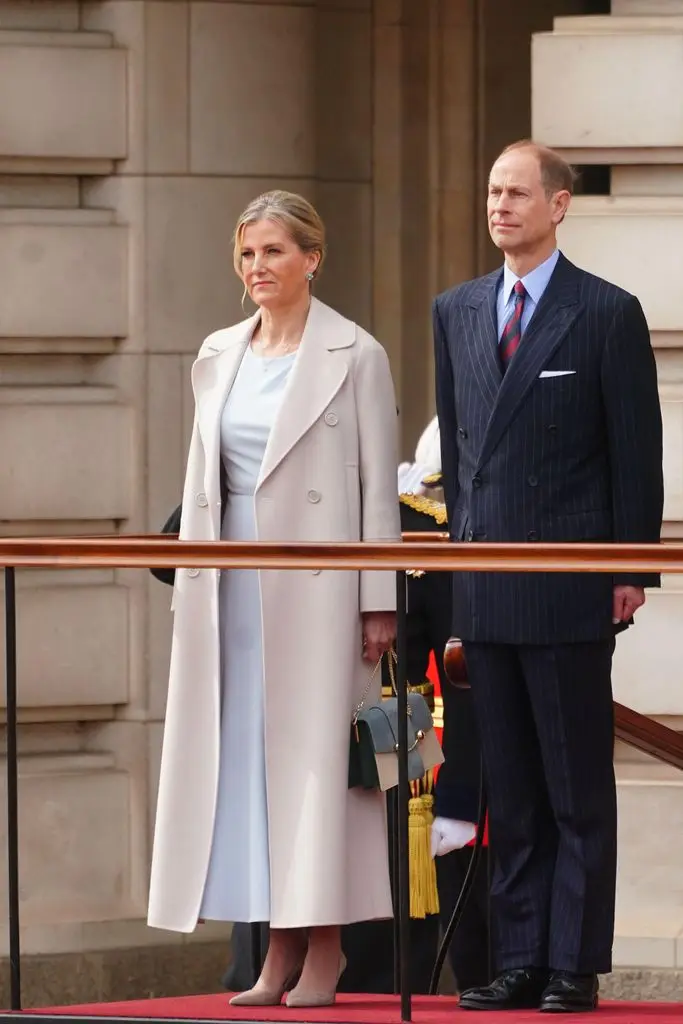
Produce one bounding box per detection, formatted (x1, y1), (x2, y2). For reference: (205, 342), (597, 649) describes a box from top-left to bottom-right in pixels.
(0, 0), (377, 1000)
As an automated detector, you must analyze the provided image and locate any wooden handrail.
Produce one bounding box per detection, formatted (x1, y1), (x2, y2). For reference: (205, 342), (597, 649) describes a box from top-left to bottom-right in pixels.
(0, 537), (682, 572)
(614, 703), (683, 772)
(0, 533), (680, 770)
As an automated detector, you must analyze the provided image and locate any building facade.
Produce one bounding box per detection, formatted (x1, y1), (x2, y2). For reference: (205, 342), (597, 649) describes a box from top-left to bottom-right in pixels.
(0, 0), (681, 1004)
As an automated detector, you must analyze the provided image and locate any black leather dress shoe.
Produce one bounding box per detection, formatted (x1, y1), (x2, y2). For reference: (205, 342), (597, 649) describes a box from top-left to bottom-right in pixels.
(540, 971), (599, 1013)
(458, 968), (550, 1010)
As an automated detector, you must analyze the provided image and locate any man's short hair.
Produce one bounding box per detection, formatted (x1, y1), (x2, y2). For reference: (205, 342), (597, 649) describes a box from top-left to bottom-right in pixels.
(497, 140), (578, 197)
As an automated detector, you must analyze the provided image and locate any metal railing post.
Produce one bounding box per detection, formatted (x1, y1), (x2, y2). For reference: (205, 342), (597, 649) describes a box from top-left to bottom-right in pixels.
(395, 571), (411, 1021)
(5, 566), (21, 1010)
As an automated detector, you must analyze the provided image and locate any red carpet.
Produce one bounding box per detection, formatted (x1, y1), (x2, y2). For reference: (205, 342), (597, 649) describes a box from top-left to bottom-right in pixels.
(16, 992), (683, 1024)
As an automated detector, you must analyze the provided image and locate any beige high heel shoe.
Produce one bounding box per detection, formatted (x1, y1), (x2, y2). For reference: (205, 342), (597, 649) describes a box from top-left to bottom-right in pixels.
(229, 941), (305, 1008)
(284, 953), (347, 1009)
(229, 960), (303, 1008)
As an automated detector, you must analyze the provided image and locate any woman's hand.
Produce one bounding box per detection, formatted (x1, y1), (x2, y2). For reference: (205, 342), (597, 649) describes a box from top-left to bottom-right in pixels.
(361, 611), (396, 663)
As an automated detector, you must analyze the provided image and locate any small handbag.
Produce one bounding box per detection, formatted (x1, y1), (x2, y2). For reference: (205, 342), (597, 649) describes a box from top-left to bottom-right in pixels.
(149, 503), (182, 586)
(348, 650), (444, 792)
(150, 469), (227, 586)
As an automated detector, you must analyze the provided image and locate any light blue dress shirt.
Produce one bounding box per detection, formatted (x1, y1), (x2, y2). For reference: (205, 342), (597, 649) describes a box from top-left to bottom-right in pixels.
(496, 248), (560, 339)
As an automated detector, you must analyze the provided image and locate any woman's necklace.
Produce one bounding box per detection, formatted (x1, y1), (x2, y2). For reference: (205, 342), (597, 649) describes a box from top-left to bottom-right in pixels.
(251, 333), (300, 371)
(253, 335), (298, 357)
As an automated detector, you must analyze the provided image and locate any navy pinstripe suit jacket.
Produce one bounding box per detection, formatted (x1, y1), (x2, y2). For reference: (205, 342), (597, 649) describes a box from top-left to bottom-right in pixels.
(433, 252), (664, 645)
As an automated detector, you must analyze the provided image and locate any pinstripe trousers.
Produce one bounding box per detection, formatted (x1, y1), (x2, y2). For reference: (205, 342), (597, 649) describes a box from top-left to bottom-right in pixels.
(463, 639), (617, 974)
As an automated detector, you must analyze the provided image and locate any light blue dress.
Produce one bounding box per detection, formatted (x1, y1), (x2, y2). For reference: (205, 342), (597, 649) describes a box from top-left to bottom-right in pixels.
(199, 345), (297, 923)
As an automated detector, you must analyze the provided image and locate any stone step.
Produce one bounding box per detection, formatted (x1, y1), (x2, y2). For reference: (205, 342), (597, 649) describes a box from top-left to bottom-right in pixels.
(614, 772), (683, 969)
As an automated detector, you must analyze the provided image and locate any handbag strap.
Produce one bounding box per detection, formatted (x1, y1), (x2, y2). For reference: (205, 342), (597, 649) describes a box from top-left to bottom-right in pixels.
(351, 647), (398, 724)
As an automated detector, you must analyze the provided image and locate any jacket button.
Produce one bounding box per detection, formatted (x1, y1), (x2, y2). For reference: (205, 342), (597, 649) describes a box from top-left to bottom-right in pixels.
(472, 475), (482, 489)
(458, 426), (468, 438)
(527, 530), (538, 541)
(195, 492), (208, 507)
(527, 475), (539, 487)
(324, 412), (338, 427)
(307, 489), (321, 503)
(547, 424), (557, 434)
(187, 568), (200, 578)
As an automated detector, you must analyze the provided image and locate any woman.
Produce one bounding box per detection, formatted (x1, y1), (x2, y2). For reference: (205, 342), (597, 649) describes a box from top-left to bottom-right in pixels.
(147, 191), (401, 1008)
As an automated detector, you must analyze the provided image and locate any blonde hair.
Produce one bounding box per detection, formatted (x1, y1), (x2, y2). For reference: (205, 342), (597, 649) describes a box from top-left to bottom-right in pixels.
(233, 190), (327, 284)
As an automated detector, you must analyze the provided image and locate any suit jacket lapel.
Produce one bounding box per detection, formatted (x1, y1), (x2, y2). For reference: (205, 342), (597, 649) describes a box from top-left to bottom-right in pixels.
(191, 313), (258, 520)
(465, 269), (504, 411)
(476, 254), (583, 472)
(257, 297), (351, 490)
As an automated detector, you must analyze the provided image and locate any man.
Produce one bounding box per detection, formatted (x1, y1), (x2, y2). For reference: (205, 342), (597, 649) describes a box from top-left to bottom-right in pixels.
(394, 463), (491, 996)
(433, 140), (663, 1013)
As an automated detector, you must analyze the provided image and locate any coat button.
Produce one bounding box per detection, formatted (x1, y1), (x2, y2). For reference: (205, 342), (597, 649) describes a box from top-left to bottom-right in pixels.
(324, 412), (338, 426)
(195, 492), (208, 507)
(472, 475), (482, 489)
(527, 530), (538, 541)
(307, 489), (321, 503)
(187, 568), (200, 578)
(458, 427), (468, 439)
(547, 424), (557, 434)
(527, 475), (539, 487)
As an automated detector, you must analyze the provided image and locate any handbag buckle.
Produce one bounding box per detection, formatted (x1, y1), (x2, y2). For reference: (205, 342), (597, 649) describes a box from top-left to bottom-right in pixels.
(392, 727), (426, 754)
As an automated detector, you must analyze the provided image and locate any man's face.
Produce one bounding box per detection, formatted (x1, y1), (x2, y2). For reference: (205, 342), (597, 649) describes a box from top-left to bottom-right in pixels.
(487, 149), (570, 256)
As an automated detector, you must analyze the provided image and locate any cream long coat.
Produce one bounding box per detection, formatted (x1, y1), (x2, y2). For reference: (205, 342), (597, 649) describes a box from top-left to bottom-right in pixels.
(147, 297), (401, 933)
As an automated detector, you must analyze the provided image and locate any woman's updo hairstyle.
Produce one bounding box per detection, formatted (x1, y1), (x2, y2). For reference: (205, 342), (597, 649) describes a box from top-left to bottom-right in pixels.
(233, 190), (326, 283)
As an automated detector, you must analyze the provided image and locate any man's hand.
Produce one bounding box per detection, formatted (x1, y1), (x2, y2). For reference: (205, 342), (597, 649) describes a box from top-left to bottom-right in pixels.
(362, 611), (396, 663)
(612, 585), (646, 624)
(430, 817), (477, 857)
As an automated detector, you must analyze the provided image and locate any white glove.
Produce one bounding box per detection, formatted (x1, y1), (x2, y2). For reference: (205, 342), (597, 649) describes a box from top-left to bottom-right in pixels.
(430, 817), (477, 857)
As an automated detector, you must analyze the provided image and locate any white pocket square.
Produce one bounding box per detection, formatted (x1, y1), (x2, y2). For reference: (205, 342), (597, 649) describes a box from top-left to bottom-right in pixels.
(539, 370), (576, 378)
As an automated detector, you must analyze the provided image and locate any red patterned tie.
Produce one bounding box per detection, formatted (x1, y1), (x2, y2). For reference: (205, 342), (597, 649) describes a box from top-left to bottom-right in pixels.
(499, 280), (526, 370)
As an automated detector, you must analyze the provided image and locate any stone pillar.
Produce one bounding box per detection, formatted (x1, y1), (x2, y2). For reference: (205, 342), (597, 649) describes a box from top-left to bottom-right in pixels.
(371, 0), (480, 454)
(387, 0), (600, 456)
(0, 0), (144, 974)
(533, 3), (683, 983)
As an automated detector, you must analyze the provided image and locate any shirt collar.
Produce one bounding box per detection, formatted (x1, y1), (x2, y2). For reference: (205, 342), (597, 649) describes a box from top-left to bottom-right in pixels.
(502, 248), (560, 305)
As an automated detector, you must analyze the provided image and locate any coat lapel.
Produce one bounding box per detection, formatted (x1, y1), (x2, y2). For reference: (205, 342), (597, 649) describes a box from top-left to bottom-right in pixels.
(465, 269), (504, 411)
(476, 254), (583, 471)
(257, 297), (352, 490)
(191, 312), (258, 514)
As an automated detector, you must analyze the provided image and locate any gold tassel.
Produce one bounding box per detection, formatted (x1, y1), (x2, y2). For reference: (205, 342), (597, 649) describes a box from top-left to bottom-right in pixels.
(418, 791), (440, 916)
(408, 773), (440, 919)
